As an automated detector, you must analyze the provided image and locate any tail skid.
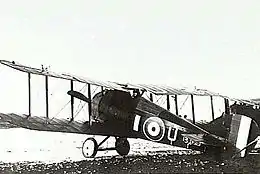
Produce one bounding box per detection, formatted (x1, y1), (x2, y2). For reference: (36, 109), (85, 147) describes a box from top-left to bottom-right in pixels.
(231, 136), (260, 159)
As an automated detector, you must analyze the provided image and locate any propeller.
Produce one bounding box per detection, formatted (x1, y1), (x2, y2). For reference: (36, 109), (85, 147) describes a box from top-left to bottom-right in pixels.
(67, 90), (90, 103)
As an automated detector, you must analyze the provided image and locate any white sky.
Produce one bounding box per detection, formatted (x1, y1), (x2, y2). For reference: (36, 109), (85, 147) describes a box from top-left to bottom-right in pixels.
(0, 1), (260, 120)
(1, 0), (260, 97)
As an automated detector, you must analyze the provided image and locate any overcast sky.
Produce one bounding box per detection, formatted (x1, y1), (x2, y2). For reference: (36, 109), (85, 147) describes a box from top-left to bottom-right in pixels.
(0, 1), (260, 117)
(1, 0), (260, 97)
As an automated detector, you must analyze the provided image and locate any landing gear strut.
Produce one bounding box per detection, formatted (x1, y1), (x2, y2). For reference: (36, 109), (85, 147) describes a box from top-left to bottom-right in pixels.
(81, 136), (130, 158)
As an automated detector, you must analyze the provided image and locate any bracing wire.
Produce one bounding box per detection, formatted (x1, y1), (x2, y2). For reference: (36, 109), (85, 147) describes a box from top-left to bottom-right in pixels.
(91, 86), (100, 95)
(81, 103), (89, 121)
(74, 101), (87, 118)
(52, 100), (71, 119)
(73, 85), (99, 119)
(179, 95), (189, 110)
(160, 96), (167, 106)
(156, 95), (166, 107)
(71, 86), (88, 119)
(74, 100), (82, 117)
(50, 83), (87, 120)
(155, 95), (163, 104)
(73, 85), (101, 120)
(145, 92), (150, 100)
(77, 86), (88, 113)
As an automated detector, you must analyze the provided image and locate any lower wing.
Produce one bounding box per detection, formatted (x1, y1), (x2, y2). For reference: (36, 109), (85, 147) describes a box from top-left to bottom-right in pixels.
(0, 113), (87, 134)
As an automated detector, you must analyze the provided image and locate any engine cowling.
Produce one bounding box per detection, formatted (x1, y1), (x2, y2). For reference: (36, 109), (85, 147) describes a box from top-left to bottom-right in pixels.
(91, 90), (137, 123)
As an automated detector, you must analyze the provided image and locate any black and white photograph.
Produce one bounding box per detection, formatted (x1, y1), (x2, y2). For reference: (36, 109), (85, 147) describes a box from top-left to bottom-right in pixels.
(0, 1), (260, 173)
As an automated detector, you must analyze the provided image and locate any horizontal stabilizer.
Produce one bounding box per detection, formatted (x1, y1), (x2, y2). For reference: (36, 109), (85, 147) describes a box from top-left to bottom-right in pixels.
(67, 90), (90, 103)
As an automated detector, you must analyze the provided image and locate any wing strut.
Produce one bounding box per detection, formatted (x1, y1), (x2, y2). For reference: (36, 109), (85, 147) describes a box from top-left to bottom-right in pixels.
(101, 86), (104, 95)
(28, 73), (31, 117)
(175, 95), (178, 115)
(45, 76), (49, 119)
(210, 96), (215, 120)
(191, 94), (195, 123)
(70, 80), (74, 121)
(224, 98), (230, 114)
(149, 93), (153, 102)
(166, 95), (170, 110)
(87, 83), (92, 126)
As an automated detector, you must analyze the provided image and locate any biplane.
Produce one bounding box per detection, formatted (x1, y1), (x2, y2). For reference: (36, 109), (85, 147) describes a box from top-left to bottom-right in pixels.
(0, 59), (260, 160)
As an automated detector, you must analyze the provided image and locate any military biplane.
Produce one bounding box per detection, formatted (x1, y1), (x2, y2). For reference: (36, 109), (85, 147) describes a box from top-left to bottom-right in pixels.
(0, 60), (260, 159)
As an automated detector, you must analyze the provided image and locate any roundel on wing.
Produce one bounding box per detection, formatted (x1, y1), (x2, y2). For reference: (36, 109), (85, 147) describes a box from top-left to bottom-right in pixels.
(143, 117), (165, 142)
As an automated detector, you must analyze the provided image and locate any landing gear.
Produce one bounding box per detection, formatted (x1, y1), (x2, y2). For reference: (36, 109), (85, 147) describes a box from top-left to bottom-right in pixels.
(115, 138), (130, 156)
(81, 136), (130, 158)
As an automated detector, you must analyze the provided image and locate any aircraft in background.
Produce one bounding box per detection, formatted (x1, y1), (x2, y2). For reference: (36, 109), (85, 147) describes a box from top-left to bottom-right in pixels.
(0, 60), (259, 159)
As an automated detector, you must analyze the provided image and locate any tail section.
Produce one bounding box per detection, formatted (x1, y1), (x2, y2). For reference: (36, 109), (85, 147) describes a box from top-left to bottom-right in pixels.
(229, 104), (260, 157)
(200, 107), (260, 157)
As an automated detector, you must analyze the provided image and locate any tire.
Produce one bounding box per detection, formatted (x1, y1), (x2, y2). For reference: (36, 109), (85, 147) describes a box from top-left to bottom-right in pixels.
(82, 138), (98, 158)
(115, 138), (130, 156)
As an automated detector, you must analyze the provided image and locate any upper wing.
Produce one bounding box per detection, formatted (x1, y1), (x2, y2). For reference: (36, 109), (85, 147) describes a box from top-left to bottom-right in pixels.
(123, 83), (259, 106)
(0, 60), (124, 91)
(0, 59), (258, 106)
(250, 98), (260, 105)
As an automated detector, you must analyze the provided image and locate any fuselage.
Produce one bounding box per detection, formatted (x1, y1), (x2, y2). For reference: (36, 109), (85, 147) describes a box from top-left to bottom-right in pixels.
(87, 90), (224, 153)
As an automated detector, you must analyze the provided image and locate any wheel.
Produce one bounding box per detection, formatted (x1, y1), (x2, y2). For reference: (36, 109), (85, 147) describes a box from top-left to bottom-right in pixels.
(82, 138), (98, 158)
(115, 138), (130, 156)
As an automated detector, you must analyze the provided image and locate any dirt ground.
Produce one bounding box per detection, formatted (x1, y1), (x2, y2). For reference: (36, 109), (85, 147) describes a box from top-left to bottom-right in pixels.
(0, 151), (260, 174)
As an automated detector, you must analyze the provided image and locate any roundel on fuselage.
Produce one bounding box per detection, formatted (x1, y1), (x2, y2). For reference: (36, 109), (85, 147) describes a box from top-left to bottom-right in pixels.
(143, 117), (165, 142)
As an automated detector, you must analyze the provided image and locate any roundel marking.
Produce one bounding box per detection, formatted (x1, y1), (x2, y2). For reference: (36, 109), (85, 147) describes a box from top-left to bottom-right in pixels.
(143, 117), (165, 142)
(147, 122), (160, 137)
